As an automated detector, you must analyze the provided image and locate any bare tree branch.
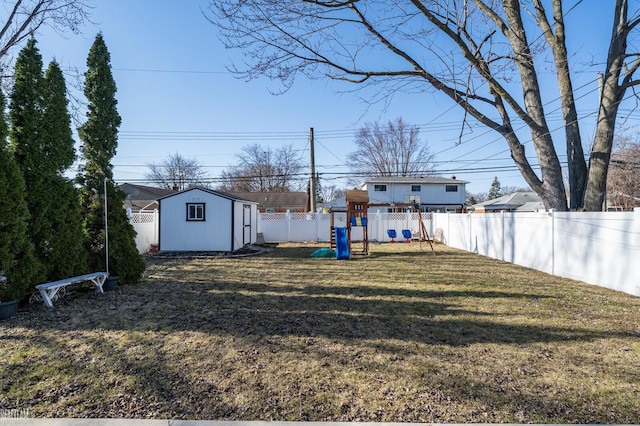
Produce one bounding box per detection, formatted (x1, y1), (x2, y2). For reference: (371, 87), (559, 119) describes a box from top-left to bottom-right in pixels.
(146, 153), (210, 191)
(0, 0), (91, 76)
(217, 144), (305, 192)
(345, 117), (436, 187)
(208, 0), (640, 211)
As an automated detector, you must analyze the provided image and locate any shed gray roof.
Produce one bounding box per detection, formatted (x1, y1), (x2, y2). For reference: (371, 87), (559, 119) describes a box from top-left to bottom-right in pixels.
(158, 187), (258, 204)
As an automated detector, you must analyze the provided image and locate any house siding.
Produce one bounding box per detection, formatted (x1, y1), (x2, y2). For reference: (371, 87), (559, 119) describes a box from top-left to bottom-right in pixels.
(364, 182), (466, 209)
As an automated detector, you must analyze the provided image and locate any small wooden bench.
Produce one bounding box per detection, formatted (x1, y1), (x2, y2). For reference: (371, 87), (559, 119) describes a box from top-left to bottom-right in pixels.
(35, 272), (109, 308)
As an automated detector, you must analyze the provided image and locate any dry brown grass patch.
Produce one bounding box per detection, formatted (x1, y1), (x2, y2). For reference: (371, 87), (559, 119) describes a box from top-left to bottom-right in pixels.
(1, 242), (639, 421)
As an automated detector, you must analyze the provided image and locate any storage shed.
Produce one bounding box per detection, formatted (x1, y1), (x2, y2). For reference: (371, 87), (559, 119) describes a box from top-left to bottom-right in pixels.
(158, 187), (258, 252)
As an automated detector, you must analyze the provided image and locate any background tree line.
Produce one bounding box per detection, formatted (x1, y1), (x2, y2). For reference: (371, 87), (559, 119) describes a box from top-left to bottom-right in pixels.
(146, 117), (438, 199)
(148, 116), (639, 210)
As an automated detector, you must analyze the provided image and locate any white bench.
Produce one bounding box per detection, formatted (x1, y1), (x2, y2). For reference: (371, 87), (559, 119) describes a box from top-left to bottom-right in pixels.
(35, 272), (109, 308)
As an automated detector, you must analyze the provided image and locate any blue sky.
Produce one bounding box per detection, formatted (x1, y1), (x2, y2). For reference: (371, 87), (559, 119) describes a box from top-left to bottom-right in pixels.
(30, 1), (635, 195)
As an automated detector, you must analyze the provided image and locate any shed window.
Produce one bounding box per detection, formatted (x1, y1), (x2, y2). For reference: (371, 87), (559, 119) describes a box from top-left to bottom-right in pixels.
(186, 203), (205, 221)
(374, 184), (387, 192)
(411, 185), (421, 192)
(445, 185), (458, 192)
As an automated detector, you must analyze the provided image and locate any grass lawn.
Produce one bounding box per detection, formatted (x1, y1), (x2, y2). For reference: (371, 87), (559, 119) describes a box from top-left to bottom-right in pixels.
(1, 242), (639, 422)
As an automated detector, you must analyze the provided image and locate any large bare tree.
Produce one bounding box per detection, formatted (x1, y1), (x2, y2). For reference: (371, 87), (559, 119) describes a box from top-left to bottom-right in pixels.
(207, 0), (640, 211)
(0, 0), (89, 76)
(146, 153), (210, 191)
(217, 143), (304, 192)
(346, 117), (436, 183)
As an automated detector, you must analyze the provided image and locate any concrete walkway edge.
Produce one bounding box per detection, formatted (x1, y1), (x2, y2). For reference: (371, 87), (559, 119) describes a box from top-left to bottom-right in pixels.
(1, 421), (624, 426)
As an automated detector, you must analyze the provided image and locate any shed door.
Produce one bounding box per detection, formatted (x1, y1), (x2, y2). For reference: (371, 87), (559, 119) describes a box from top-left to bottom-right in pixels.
(243, 204), (252, 245)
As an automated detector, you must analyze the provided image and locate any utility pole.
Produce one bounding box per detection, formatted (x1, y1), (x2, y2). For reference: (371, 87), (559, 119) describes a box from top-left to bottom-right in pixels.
(309, 127), (316, 212)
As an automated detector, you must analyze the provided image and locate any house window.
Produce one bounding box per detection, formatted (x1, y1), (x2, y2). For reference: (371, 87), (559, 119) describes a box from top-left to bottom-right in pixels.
(445, 185), (458, 192)
(374, 184), (387, 192)
(186, 203), (205, 221)
(411, 185), (421, 192)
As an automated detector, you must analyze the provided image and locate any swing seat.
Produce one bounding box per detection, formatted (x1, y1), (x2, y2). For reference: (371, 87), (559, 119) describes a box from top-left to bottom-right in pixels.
(402, 229), (412, 243)
(387, 229), (397, 243)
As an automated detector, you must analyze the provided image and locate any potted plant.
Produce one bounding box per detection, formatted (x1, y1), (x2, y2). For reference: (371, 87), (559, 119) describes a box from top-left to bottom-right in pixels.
(0, 271), (19, 320)
(103, 275), (118, 291)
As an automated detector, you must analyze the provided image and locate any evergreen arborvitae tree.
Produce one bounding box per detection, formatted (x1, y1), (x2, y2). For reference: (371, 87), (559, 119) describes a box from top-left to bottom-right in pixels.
(488, 176), (502, 200)
(9, 41), (87, 285)
(78, 33), (144, 284)
(42, 61), (76, 173)
(8, 38), (47, 285)
(313, 173), (323, 205)
(41, 60), (88, 279)
(0, 91), (38, 301)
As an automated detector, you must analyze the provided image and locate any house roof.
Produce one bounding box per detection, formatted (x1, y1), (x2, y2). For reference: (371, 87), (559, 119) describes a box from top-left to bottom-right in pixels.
(473, 191), (544, 212)
(158, 187), (258, 204)
(515, 200), (547, 212)
(362, 176), (469, 185)
(229, 192), (308, 210)
(319, 196), (347, 211)
(120, 183), (177, 210)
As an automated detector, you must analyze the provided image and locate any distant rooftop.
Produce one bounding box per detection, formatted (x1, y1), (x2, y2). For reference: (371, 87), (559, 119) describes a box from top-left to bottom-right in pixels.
(473, 191), (545, 212)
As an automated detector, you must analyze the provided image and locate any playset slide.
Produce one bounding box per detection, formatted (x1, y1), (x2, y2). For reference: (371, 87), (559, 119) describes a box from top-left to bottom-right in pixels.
(335, 227), (350, 260)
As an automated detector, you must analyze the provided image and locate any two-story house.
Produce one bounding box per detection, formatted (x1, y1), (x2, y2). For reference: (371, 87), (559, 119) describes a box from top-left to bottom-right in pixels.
(363, 176), (468, 212)
(320, 176), (468, 212)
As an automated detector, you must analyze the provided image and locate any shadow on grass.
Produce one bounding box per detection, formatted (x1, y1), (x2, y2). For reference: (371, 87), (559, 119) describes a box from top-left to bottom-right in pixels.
(26, 278), (626, 348)
(218, 281), (554, 301)
(7, 243), (640, 423)
(1, 331), (238, 419)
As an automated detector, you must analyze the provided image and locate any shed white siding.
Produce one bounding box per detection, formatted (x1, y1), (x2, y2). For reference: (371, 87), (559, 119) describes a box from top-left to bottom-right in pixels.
(159, 188), (258, 252)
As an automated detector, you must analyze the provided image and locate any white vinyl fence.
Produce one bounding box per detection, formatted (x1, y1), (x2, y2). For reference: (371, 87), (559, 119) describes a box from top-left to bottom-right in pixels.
(129, 208), (640, 297)
(130, 210), (430, 250)
(128, 209), (158, 254)
(258, 211), (431, 243)
(431, 210), (640, 297)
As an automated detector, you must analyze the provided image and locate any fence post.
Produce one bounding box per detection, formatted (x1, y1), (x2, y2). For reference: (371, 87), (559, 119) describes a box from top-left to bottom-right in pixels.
(501, 210), (506, 261)
(154, 209), (159, 243)
(552, 210), (556, 275)
(635, 208), (640, 295)
(257, 212), (262, 235)
(405, 210), (411, 232)
(468, 212), (473, 252)
(315, 211), (321, 242)
(286, 210), (292, 242)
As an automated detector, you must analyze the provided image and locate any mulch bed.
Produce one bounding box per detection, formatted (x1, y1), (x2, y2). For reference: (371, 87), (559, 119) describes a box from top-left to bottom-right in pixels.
(147, 244), (273, 260)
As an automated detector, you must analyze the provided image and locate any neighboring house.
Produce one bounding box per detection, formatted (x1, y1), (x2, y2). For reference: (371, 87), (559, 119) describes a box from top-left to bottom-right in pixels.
(120, 183), (176, 211)
(319, 196), (348, 212)
(158, 187), (258, 252)
(362, 176), (468, 212)
(229, 191), (309, 212)
(606, 192), (640, 211)
(472, 191), (544, 213)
